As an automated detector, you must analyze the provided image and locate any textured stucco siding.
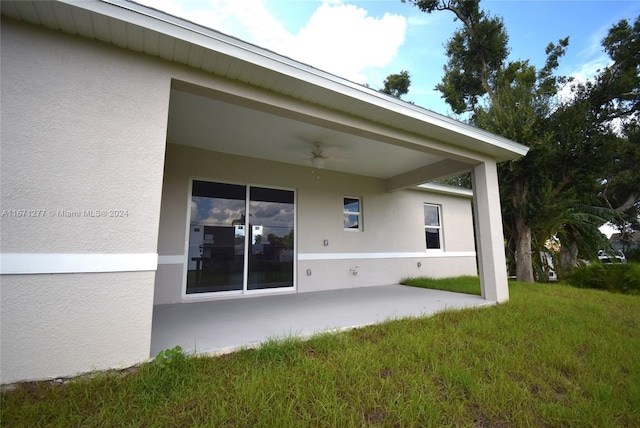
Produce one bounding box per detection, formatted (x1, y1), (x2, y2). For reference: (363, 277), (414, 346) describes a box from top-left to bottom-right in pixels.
(0, 19), (169, 254)
(0, 273), (155, 383)
(0, 20), (169, 383)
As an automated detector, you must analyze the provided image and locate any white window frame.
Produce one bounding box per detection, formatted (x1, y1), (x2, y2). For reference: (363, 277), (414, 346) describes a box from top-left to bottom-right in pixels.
(343, 196), (362, 231)
(424, 203), (443, 251)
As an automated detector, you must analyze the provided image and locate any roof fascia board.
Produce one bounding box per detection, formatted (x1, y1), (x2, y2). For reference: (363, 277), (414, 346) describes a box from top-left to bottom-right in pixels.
(416, 183), (473, 198)
(70, 0), (529, 157)
(56, 0), (528, 160)
(73, 0), (379, 96)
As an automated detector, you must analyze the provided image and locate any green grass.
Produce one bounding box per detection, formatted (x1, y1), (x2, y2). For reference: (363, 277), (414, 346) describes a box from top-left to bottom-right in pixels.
(2, 280), (640, 427)
(401, 275), (482, 295)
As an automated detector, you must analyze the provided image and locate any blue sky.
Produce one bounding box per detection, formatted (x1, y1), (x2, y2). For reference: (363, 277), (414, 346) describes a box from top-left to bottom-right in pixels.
(137, 0), (640, 115)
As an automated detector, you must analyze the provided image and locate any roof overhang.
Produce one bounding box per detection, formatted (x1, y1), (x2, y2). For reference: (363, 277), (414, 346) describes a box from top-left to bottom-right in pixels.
(417, 183), (473, 198)
(1, 0), (529, 190)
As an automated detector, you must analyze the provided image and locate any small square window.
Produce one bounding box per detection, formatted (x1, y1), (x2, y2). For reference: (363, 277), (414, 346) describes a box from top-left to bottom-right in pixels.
(344, 197), (361, 231)
(424, 204), (442, 250)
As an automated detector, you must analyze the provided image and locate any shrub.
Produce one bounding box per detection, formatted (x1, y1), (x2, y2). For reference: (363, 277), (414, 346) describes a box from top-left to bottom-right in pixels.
(625, 247), (640, 263)
(565, 262), (640, 294)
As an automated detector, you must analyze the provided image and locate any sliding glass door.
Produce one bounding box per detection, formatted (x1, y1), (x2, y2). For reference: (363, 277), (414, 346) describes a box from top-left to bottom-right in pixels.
(247, 187), (295, 290)
(186, 180), (294, 295)
(187, 181), (246, 293)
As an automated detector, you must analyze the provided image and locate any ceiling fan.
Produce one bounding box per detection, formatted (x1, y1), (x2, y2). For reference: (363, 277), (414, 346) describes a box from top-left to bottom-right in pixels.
(308, 142), (343, 169)
(310, 142), (328, 169)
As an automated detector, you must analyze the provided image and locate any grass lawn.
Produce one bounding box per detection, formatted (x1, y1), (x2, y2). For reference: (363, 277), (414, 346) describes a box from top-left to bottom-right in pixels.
(2, 279), (640, 427)
(402, 275), (483, 295)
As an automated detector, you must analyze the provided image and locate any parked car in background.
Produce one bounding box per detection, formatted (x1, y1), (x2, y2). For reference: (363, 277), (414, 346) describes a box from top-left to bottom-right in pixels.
(598, 250), (627, 264)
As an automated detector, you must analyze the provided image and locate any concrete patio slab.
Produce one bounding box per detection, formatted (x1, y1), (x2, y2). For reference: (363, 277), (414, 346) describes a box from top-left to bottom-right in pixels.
(150, 284), (494, 357)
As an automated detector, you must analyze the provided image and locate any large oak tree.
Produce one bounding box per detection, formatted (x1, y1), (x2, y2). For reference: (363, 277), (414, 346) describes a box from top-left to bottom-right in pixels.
(404, 0), (640, 280)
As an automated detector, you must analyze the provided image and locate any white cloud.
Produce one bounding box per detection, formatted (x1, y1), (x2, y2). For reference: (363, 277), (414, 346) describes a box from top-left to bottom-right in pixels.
(190, 198), (199, 222)
(134, 0), (406, 85)
(558, 55), (612, 105)
(136, 0), (289, 43)
(285, 3), (406, 82)
(571, 56), (611, 82)
(557, 19), (613, 103)
(578, 20), (611, 61)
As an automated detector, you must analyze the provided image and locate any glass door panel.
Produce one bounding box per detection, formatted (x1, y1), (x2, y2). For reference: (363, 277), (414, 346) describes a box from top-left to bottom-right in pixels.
(187, 181), (246, 294)
(247, 187), (295, 290)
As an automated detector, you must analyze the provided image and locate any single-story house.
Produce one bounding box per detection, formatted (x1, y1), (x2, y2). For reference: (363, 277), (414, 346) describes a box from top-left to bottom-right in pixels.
(0, 0), (528, 384)
(610, 231), (640, 253)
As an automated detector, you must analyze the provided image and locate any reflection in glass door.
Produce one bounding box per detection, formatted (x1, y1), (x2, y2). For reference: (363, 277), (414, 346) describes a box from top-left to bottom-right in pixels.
(247, 187), (295, 290)
(186, 180), (294, 295)
(187, 181), (246, 294)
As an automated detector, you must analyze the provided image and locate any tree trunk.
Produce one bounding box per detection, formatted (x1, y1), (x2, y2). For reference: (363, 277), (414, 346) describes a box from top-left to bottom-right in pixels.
(515, 216), (535, 282)
(559, 238), (579, 276)
(512, 179), (535, 282)
(505, 235), (517, 277)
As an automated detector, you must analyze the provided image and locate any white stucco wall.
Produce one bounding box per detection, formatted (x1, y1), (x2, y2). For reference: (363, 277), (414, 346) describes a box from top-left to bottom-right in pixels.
(0, 20), (170, 383)
(0, 19), (169, 255)
(155, 144), (477, 304)
(0, 273), (155, 383)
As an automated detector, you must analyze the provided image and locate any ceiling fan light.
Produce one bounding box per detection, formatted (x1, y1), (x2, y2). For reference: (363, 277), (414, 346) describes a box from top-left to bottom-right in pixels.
(311, 157), (325, 169)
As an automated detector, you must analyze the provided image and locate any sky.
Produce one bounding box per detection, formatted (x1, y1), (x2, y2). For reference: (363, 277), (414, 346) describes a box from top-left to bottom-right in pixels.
(134, 0), (640, 116)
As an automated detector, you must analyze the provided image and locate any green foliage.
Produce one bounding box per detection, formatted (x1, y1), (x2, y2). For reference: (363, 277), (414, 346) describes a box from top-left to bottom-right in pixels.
(604, 123), (640, 230)
(153, 345), (184, 369)
(626, 247), (640, 263)
(565, 262), (640, 294)
(405, 0), (509, 114)
(592, 17), (640, 123)
(380, 70), (411, 98)
(437, 172), (472, 189)
(556, 16), (640, 236)
(545, 204), (617, 273)
(406, 0), (640, 282)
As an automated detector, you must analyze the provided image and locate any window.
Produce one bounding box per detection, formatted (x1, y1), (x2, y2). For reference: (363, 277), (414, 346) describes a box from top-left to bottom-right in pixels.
(424, 204), (442, 250)
(344, 197), (361, 231)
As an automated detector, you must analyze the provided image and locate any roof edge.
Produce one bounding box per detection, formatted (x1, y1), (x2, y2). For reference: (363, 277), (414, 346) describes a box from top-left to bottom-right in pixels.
(416, 183), (473, 198)
(20, 0), (528, 161)
(99, 0), (529, 160)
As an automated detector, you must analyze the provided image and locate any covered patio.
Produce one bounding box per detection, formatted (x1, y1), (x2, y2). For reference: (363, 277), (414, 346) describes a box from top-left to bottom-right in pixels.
(0, 0), (528, 384)
(150, 284), (493, 357)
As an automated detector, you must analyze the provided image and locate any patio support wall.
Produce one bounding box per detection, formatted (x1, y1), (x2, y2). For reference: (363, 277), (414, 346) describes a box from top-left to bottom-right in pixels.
(472, 160), (509, 302)
(0, 19), (169, 383)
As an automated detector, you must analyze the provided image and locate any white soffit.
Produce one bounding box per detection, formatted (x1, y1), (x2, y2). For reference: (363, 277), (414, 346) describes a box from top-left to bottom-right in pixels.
(1, 0), (529, 162)
(166, 89), (448, 179)
(417, 183), (474, 198)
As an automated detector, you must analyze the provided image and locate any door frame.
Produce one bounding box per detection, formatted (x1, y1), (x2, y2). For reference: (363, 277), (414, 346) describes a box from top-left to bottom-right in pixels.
(181, 177), (297, 300)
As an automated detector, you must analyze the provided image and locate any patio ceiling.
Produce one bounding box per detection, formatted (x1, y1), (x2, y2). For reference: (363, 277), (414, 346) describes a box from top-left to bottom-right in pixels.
(167, 88), (449, 180)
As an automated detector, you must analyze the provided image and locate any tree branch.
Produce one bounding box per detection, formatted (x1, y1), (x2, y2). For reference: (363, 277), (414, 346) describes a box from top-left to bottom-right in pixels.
(614, 191), (640, 213)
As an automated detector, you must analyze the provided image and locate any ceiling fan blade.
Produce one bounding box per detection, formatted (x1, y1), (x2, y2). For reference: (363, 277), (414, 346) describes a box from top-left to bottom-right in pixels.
(328, 156), (349, 163)
(321, 146), (341, 158)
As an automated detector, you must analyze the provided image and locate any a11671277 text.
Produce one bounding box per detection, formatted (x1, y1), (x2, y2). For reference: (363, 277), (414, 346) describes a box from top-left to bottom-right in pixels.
(0, 209), (129, 218)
